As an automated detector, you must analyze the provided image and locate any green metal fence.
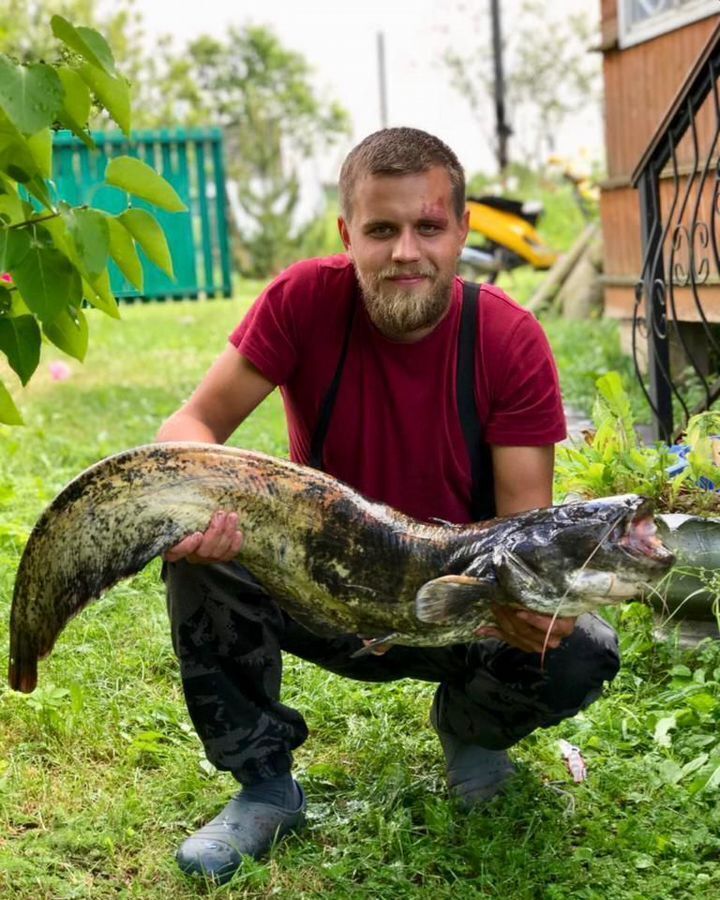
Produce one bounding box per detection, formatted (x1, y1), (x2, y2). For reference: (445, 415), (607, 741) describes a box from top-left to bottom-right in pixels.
(52, 127), (233, 302)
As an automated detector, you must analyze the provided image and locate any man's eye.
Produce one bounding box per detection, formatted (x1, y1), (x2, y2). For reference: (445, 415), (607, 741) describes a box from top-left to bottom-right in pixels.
(418, 223), (441, 235)
(369, 226), (393, 237)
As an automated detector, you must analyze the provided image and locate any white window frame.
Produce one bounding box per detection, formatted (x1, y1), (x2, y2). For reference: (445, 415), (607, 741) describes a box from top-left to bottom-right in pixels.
(618, 0), (719, 49)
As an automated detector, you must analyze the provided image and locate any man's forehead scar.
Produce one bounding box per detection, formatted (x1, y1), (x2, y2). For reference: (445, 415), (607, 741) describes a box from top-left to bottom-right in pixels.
(420, 202), (450, 222)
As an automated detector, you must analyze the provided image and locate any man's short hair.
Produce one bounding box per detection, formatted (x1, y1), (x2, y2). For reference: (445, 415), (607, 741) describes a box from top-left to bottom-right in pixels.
(339, 127), (466, 221)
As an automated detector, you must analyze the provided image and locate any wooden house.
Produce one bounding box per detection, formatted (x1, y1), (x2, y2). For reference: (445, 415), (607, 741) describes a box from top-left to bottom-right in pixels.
(599, 1), (720, 361)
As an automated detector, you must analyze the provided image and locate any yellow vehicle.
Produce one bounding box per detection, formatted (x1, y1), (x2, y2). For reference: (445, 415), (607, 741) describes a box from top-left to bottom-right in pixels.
(461, 195), (559, 283)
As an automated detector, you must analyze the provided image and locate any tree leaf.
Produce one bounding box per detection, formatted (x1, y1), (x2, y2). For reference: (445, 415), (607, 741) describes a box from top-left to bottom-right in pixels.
(78, 63), (130, 135)
(0, 229), (31, 270)
(63, 208), (110, 279)
(0, 115), (43, 183)
(9, 245), (82, 323)
(104, 156), (187, 212)
(26, 130), (53, 180)
(118, 209), (174, 277)
(0, 314), (40, 384)
(38, 217), (118, 319)
(0, 55), (64, 135)
(23, 175), (54, 211)
(0, 377), (22, 425)
(43, 306), (88, 362)
(82, 269), (120, 319)
(50, 17), (117, 77)
(106, 216), (143, 289)
(0, 191), (25, 225)
(56, 67), (95, 150)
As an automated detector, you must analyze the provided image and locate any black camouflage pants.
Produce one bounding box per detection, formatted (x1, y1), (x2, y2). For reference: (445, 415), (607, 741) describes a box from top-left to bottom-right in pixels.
(164, 560), (620, 786)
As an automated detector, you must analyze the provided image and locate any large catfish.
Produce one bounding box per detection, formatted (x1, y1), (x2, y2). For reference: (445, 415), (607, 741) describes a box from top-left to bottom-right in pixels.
(9, 443), (675, 693)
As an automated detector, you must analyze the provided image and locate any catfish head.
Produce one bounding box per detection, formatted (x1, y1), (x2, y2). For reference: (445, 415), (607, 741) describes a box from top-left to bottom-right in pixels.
(416, 495), (675, 626)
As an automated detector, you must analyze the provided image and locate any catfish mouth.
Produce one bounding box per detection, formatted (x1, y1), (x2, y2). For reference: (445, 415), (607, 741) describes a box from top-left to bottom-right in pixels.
(612, 501), (674, 567)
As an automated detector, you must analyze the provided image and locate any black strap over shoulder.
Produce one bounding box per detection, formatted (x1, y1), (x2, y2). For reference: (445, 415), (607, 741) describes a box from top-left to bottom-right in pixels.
(309, 293), (357, 470)
(310, 280), (496, 522)
(458, 281), (496, 521)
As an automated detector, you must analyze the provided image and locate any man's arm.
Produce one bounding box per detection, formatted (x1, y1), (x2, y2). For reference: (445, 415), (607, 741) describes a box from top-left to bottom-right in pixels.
(157, 345), (275, 444)
(157, 346), (276, 562)
(474, 444), (576, 654)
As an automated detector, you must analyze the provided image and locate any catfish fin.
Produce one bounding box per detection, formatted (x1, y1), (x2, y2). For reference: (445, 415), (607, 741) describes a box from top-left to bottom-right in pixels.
(350, 632), (401, 658)
(415, 574), (494, 624)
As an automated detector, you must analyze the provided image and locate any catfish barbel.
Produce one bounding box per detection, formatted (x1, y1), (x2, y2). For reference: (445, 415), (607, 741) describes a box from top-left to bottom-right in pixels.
(8, 442), (675, 693)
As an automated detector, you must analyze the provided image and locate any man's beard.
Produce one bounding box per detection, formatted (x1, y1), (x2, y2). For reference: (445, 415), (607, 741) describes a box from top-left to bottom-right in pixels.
(354, 264), (455, 339)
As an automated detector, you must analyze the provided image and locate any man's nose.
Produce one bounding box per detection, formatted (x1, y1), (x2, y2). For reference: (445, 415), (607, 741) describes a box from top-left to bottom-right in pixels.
(392, 228), (421, 263)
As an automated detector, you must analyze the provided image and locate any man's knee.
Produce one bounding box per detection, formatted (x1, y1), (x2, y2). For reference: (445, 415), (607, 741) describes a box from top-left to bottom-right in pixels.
(546, 613), (620, 712)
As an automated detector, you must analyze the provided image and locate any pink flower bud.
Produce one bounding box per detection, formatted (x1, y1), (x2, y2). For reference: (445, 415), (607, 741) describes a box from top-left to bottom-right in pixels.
(49, 361), (72, 382)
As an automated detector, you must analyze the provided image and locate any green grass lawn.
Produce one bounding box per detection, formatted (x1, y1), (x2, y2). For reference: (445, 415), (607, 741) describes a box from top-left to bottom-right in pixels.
(2, 289), (720, 898)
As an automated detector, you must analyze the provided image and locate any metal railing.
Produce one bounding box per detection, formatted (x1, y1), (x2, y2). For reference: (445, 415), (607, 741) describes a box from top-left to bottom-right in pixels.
(632, 20), (720, 441)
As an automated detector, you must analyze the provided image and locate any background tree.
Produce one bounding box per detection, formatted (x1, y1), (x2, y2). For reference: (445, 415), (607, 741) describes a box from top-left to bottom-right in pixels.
(445, 0), (601, 170)
(138, 27), (349, 276)
(0, 5), (350, 278)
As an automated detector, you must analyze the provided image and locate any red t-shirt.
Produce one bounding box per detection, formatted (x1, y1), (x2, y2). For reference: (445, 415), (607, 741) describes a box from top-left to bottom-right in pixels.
(230, 254), (565, 524)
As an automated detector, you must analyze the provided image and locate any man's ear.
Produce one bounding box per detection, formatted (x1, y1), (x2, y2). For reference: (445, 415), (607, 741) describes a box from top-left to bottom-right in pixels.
(338, 217), (351, 252)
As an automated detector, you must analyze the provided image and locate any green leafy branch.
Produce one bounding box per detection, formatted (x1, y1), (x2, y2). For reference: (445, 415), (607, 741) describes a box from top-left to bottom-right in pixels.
(555, 372), (720, 513)
(0, 15), (186, 426)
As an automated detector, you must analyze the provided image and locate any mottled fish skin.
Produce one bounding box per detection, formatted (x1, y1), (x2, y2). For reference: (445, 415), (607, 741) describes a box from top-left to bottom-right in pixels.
(8, 443), (675, 693)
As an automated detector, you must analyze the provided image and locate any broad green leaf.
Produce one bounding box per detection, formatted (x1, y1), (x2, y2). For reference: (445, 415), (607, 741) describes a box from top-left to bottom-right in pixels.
(687, 693), (718, 715)
(0, 283), (10, 313)
(63, 208), (110, 279)
(0, 115), (43, 183)
(118, 209), (173, 277)
(689, 763), (720, 795)
(0, 56), (63, 135)
(105, 157), (187, 212)
(0, 377), (22, 425)
(82, 269), (120, 319)
(0, 191), (25, 224)
(8, 290), (30, 317)
(670, 664), (693, 678)
(23, 175), (54, 211)
(0, 314), (40, 384)
(50, 17), (117, 77)
(106, 216), (143, 289)
(56, 67), (95, 150)
(0, 229), (31, 270)
(39, 216), (117, 318)
(26, 130), (53, 180)
(78, 63), (130, 135)
(10, 245), (82, 323)
(680, 753), (710, 782)
(43, 306), (88, 362)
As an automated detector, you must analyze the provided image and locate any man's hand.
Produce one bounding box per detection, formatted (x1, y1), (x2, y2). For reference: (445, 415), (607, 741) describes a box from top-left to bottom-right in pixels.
(163, 511), (244, 564)
(475, 604), (576, 655)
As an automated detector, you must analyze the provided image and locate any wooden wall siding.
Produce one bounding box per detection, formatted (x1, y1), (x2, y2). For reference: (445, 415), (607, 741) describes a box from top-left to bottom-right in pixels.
(600, 6), (720, 324)
(600, 0), (618, 47)
(605, 284), (720, 322)
(602, 15), (718, 180)
(603, 170), (720, 277)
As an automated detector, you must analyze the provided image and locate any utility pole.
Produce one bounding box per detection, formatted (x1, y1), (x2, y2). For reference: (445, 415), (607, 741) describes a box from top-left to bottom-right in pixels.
(377, 31), (388, 128)
(490, 0), (511, 172)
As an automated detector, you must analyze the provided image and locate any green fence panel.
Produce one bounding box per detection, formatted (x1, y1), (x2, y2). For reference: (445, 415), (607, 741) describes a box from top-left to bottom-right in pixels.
(52, 127), (233, 302)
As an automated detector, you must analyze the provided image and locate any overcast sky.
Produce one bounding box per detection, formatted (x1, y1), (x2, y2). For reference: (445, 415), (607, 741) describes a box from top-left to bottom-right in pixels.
(118, 0), (603, 186)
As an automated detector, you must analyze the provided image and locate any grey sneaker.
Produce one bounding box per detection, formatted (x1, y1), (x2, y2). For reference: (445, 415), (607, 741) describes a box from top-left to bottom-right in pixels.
(176, 782), (306, 884)
(430, 707), (516, 807)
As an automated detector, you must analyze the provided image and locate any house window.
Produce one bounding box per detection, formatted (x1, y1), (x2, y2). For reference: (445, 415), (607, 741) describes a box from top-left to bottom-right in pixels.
(619, 0), (718, 48)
